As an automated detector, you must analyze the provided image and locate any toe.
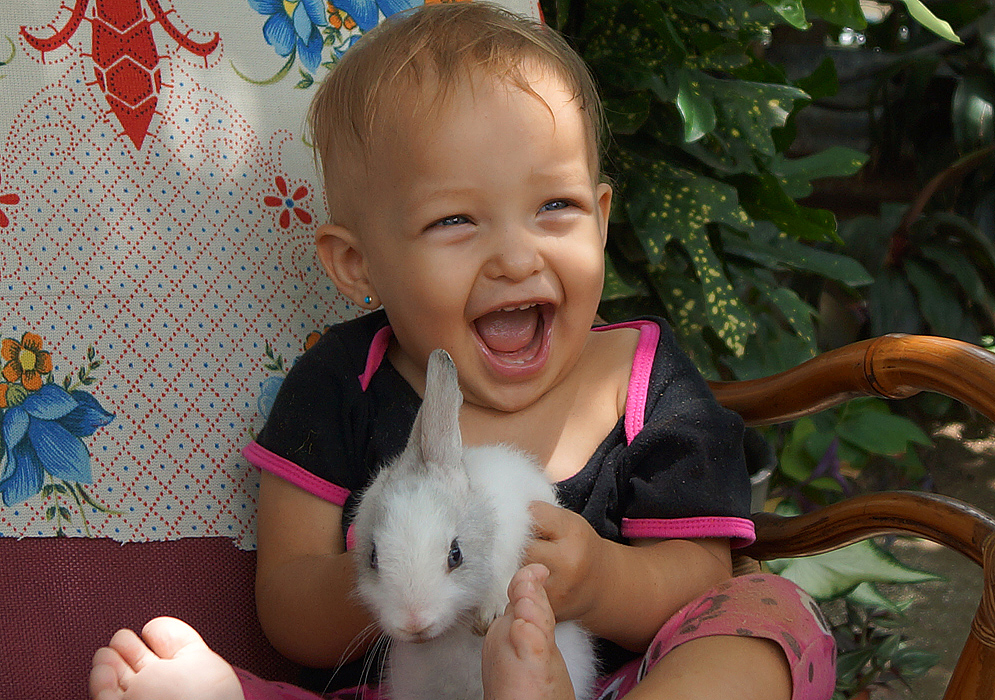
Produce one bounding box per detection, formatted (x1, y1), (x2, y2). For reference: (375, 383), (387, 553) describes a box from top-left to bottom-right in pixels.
(509, 615), (550, 660)
(107, 628), (159, 673)
(141, 616), (208, 660)
(89, 646), (130, 699)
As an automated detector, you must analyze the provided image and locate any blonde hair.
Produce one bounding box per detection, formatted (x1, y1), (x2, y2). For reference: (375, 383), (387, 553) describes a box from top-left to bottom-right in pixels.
(308, 1), (604, 222)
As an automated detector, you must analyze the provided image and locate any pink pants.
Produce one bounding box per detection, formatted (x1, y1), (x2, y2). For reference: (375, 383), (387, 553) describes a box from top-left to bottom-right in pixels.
(238, 574), (836, 700)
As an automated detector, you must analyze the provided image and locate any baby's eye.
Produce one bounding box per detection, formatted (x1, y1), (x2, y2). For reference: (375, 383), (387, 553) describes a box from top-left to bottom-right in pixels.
(540, 199), (573, 213)
(433, 214), (471, 227)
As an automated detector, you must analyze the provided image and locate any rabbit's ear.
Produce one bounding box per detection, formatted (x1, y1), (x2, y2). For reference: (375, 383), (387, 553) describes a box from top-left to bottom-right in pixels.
(417, 349), (463, 468)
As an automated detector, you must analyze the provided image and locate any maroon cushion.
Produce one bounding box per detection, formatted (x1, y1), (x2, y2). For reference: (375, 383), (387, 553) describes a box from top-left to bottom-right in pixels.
(0, 537), (301, 699)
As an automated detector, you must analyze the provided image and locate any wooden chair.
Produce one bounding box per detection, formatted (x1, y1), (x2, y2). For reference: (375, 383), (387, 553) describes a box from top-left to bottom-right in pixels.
(709, 334), (995, 700)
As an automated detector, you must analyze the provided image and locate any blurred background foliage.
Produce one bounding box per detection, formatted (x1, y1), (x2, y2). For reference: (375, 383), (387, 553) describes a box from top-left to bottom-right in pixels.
(540, 0), (995, 694)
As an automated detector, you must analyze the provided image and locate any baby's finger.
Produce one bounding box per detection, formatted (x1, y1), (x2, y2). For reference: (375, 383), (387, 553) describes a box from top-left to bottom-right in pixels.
(523, 535), (559, 568)
(528, 500), (567, 540)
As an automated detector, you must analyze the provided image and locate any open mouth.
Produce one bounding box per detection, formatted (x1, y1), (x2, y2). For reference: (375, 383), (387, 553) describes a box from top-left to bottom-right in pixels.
(472, 303), (552, 375)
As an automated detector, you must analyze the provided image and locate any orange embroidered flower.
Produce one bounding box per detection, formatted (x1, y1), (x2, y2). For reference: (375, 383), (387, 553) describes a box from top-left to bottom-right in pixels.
(326, 3), (357, 30)
(305, 326), (332, 351)
(1, 332), (53, 391)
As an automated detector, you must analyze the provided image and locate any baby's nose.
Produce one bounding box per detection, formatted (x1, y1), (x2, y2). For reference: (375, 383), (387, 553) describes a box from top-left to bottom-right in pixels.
(486, 229), (544, 281)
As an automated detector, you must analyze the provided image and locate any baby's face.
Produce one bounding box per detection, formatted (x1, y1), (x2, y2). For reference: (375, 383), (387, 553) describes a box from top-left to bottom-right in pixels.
(359, 67), (611, 413)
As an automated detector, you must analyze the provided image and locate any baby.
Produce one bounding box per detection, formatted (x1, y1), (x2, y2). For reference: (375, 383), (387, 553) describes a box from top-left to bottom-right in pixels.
(90, 4), (835, 700)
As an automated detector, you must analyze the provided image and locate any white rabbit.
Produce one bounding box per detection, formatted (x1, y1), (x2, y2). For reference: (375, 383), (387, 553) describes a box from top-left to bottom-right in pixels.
(351, 349), (597, 700)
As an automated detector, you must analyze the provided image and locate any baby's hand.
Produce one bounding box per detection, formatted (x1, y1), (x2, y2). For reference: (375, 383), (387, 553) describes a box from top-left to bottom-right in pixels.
(524, 501), (608, 624)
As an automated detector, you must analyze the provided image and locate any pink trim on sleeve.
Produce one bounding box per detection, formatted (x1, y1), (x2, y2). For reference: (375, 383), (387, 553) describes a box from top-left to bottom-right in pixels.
(359, 325), (394, 391)
(621, 516), (756, 548)
(593, 320), (660, 444)
(242, 441), (351, 506)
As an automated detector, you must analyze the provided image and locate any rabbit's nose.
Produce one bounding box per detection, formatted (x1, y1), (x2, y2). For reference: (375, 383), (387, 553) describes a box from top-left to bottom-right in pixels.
(399, 611), (431, 640)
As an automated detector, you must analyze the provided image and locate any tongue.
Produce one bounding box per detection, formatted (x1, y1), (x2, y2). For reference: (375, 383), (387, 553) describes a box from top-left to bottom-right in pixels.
(475, 307), (539, 353)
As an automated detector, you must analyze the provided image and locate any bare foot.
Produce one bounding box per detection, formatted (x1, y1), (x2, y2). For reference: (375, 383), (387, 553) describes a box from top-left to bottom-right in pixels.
(89, 617), (244, 700)
(482, 564), (576, 700)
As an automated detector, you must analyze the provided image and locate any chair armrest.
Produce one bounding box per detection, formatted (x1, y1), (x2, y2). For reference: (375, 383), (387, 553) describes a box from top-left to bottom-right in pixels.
(709, 334), (995, 426)
(741, 491), (995, 565)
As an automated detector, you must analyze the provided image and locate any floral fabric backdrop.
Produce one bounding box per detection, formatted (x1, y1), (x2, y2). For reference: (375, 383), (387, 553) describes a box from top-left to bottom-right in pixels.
(0, 0), (539, 547)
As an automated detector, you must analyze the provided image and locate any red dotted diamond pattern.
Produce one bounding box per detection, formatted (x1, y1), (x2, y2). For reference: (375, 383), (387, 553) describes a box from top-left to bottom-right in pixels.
(0, 58), (353, 545)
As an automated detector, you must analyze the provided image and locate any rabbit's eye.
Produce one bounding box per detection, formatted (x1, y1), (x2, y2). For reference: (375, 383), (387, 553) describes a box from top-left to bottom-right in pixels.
(370, 543), (378, 571)
(447, 539), (462, 570)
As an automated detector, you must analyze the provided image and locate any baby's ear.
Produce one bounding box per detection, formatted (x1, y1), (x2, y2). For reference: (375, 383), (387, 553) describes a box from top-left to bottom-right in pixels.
(315, 224), (376, 306)
(596, 182), (613, 248)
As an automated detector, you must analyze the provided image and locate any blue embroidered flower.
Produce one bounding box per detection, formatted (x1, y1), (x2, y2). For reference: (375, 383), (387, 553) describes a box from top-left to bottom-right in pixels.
(0, 384), (115, 506)
(257, 375), (284, 420)
(249, 0), (329, 72)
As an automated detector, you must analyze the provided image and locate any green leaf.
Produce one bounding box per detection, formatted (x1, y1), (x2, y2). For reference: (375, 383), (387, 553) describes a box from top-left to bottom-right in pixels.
(835, 410), (932, 455)
(604, 94), (652, 135)
(676, 70), (717, 142)
(722, 229), (872, 286)
(603, 251), (647, 300)
(868, 267), (922, 336)
(809, 475), (844, 492)
(803, 0), (867, 29)
(296, 69), (315, 89)
(952, 74), (995, 152)
(836, 648), (875, 685)
(625, 169), (751, 264)
(553, 0), (571, 31)
(891, 647), (941, 678)
(768, 539), (942, 601)
(707, 78), (809, 157)
(632, 0), (686, 47)
(919, 244), (995, 315)
(778, 417), (818, 482)
(904, 259), (977, 341)
(737, 174), (839, 242)
(773, 146), (868, 198)
(648, 266), (718, 377)
(683, 226), (757, 354)
(734, 264), (817, 341)
(723, 321), (817, 378)
(794, 56), (839, 102)
(845, 582), (909, 614)
(768, 287), (816, 342)
(762, 0), (809, 29)
(897, 0), (962, 43)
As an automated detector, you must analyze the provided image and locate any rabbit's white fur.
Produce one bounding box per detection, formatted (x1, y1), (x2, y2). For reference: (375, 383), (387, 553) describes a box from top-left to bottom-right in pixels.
(351, 350), (597, 700)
